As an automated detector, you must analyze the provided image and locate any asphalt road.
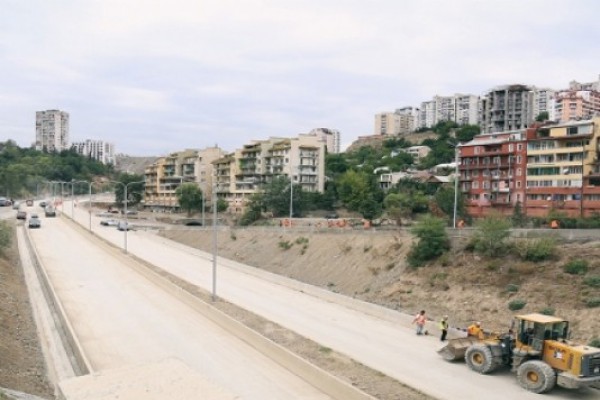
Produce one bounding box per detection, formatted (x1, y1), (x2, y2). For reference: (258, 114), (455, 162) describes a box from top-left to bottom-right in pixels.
(17, 200), (600, 400)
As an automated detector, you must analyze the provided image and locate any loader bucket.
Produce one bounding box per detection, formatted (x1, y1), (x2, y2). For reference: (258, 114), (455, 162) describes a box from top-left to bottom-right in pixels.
(438, 337), (481, 361)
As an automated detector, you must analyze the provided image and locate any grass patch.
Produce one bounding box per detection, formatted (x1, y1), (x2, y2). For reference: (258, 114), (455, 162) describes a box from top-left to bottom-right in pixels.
(563, 259), (588, 275)
(539, 307), (555, 316)
(585, 297), (600, 308)
(505, 283), (520, 293)
(278, 240), (293, 250)
(508, 299), (527, 311)
(583, 275), (600, 288)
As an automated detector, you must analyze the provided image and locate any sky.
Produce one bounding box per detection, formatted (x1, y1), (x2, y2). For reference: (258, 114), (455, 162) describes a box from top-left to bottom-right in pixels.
(0, 0), (599, 156)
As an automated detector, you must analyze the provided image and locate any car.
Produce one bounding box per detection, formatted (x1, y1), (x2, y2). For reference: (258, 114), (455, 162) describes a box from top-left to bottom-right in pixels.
(39, 201), (47, 208)
(325, 212), (339, 219)
(25, 199), (34, 207)
(0, 198), (12, 207)
(45, 206), (56, 217)
(117, 221), (131, 231)
(12, 201), (20, 210)
(121, 210), (138, 215)
(16, 211), (27, 220)
(100, 219), (119, 226)
(28, 215), (41, 229)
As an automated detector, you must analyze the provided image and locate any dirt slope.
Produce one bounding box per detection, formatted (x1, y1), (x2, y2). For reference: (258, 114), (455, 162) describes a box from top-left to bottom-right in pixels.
(161, 228), (600, 342)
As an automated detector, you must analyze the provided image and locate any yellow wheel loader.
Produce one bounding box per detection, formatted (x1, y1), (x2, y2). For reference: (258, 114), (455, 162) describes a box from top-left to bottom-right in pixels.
(438, 313), (600, 393)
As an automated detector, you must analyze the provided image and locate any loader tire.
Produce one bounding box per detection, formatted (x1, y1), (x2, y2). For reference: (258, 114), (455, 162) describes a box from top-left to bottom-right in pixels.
(517, 360), (556, 394)
(465, 344), (496, 374)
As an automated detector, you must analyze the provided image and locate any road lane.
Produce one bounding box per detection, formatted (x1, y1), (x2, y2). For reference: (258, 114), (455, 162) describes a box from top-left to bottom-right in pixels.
(28, 213), (332, 399)
(69, 203), (599, 400)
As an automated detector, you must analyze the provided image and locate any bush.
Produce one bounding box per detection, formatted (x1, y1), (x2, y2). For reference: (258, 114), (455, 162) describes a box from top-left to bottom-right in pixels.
(506, 284), (520, 293)
(563, 259), (589, 275)
(407, 215), (450, 268)
(471, 213), (512, 257)
(278, 240), (293, 250)
(589, 338), (600, 348)
(508, 299), (527, 311)
(583, 275), (600, 288)
(539, 307), (555, 316)
(516, 237), (557, 262)
(585, 298), (600, 308)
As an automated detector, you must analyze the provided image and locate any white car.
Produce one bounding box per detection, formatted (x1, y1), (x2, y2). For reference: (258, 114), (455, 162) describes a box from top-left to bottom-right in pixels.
(100, 219), (119, 226)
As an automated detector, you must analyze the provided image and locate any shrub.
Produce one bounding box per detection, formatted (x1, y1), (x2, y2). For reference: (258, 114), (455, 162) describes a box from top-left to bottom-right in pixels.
(508, 299), (527, 311)
(471, 213), (512, 257)
(506, 284), (520, 293)
(407, 215), (450, 268)
(563, 259), (588, 275)
(278, 240), (293, 250)
(517, 237), (557, 262)
(230, 232), (237, 241)
(589, 338), (600, 348)
(585, 298), (600, 308)
(363, 245), (372, 253)
(295, 237), (309, 245)
(583, 275), (600, 288)
(539, 307), (555, 316)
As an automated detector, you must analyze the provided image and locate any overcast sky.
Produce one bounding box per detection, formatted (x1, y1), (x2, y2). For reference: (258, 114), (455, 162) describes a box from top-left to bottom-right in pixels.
(0, 0), (598, 156)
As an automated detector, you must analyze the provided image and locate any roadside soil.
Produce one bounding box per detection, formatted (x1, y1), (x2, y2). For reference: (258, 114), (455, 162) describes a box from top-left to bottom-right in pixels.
(0, 223), (53, 398)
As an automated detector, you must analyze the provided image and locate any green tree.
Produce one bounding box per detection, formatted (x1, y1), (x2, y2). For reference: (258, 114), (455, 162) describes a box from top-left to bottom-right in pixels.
(536, 111), (549, 122)
(407, 215), (450, 267)
(261, 176), (304, 217)
(455, 125), (480, 143)
(471, 213), (512, 257)
(113, 173), (145, 209)
(434, 185), (465, 224)
(175, 183), (203, 216)
(511, 201), (527, 228)
(359, 195), (382, 221)
(239, 193), (264, 226)
(336, 170), (372, 212)
(217, 198), (229, 213)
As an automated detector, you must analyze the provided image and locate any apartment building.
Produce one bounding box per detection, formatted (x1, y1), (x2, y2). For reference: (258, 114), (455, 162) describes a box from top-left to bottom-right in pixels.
(71, 140), (115, 164)
(525, 118), (600, 217)
(418, 94), (479, 129)
(214, 135), (326, 214)
(532, 87), (555, 120)
(307, 128), (341, 154)
(458, 117), (600, 218)
(553, 89), (600, 122)
(144, 146), (225, 211)
(458, 130), (528, 218)
(35, 109), (70, 152)
(480, 84), (534, 134)
(374, 109), (415, 136)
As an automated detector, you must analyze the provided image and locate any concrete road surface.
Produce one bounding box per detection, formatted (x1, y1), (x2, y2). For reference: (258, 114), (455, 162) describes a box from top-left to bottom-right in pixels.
(27, 213), (332, 399)
(65, 202), (599, 400)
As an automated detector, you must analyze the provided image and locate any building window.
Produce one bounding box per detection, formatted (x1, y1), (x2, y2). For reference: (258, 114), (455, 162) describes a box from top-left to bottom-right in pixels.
(517, 168), (522, 176)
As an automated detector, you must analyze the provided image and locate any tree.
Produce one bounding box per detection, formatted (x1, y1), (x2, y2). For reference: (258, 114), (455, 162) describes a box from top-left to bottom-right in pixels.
(455, 125), (480, 143)
(239, 193), (264, 226)
(336, 170), (372, 212)
(536, 111), (549, 122)
(261, 176), (304, 217)
(471, 213), (512, 257)
(113, 173), (145, 208)
(434, 185), (465, 224)
(175, 183), (203, 216)
(407, 215), (450, 267)
(511, 201), (527, 228)
(359, 195), (382, 221)
(217, 198), (228, 213)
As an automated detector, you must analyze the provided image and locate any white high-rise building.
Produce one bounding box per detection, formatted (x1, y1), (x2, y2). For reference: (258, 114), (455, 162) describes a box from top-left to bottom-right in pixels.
(532, 87), (556, 120)
(71, 140), (116, 165)
(35, 109), (69, 152)
(375, 107), (417, 136)
(418, 94), (479, 129)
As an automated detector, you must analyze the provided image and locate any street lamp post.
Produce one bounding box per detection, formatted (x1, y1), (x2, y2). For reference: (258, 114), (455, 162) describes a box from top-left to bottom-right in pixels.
(211, 181), (218, 301)
(453, 146), (459, 229)
(110, 180), (145, 253)
(72, 180), (93, 231)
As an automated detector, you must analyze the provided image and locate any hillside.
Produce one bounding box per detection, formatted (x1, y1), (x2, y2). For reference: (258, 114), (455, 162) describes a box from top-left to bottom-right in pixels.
(160, 228), (600, 342)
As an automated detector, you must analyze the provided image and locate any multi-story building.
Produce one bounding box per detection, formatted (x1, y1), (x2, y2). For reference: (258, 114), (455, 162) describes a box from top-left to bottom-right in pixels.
(71, 140), (115, 164)
(143, 146), (225, 211)
(458, 130), (528, 218)
(215, 134), (326, 214)
(458, 117), (600, 219)
(532, 87), (555, 120)
(418, 94), (479, 129)
(480, 84), (535, 134)
(553, 89), (600, 122)
(525, 118), (600, 217)
(307, 128), (341, 154)
(35, 109), (70, 152)
(374, 108), (415, 136)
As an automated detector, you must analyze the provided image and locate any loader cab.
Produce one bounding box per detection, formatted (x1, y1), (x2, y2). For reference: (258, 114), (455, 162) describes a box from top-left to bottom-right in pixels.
(515, 313), (569, 353)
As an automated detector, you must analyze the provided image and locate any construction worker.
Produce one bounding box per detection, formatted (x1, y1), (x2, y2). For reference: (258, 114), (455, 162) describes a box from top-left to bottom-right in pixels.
(439, 315), (449, 342)
(467, 321), (484, 339)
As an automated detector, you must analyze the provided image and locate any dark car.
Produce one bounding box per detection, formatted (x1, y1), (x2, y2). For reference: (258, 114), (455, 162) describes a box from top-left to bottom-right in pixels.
(16, 211), (27, 220)
(100, 219), (119, 226)
(26, 199), (34, 207)
(325, 212), (339, 219)
(28, 214), (41, 229)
